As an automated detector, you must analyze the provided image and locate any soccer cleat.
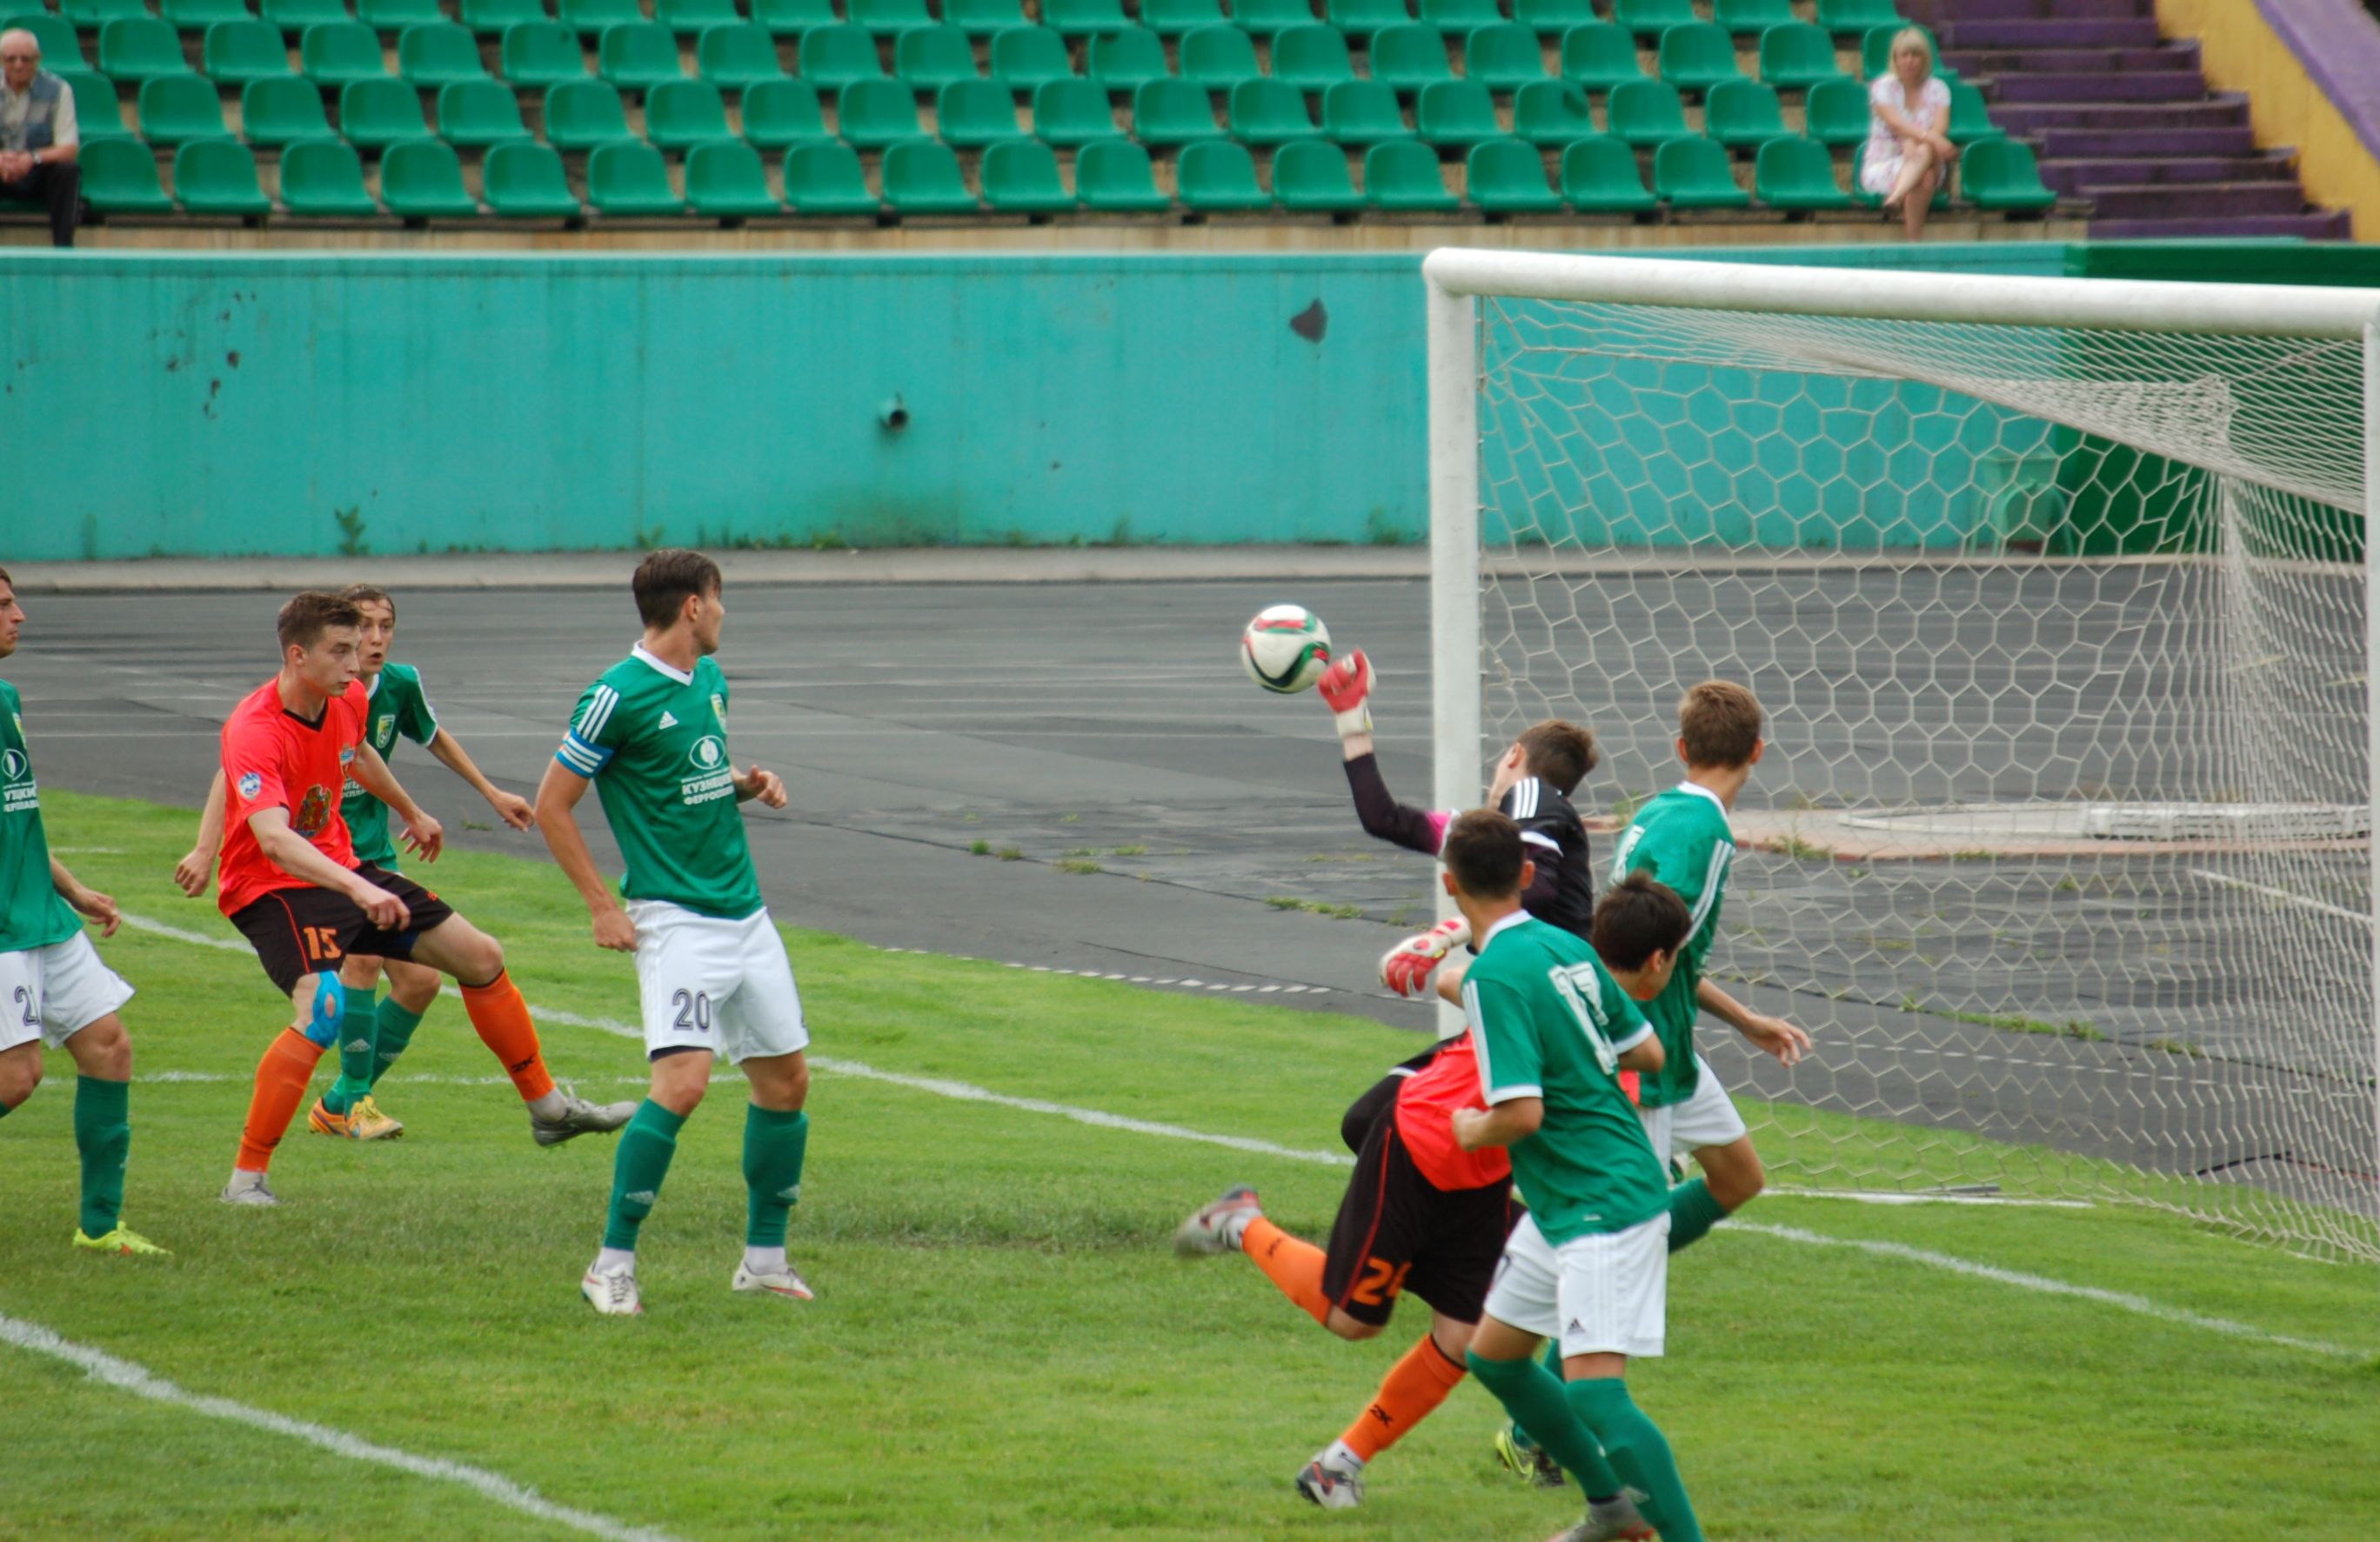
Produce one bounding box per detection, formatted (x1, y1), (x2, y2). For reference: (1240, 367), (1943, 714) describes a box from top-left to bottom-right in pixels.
(1294, 1456), (1365, 1510)
(72, 1225), (171, 1258)
(1173, 1185), (1261, 1257)
(309, 1094), (404, 1141)
(219, 1172), (278, 1207)
(531, 1089), (638, 1148)
(1546, 1494), (1656, 1542)
(1495, 1425), (1568, 1489)
(732, 1261), (816, 1301)
(581, 1265), (644, 1316)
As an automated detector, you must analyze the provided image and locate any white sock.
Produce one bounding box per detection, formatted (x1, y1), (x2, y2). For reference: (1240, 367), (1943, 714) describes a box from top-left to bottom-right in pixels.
(227, 1168), (266, 1189)
(528, 1089), (567, 1119)
(743, 1245), (787, 1275)
(1221, 1208), (1258, 1249)
(593, 1247), (637, 1275)
(1322, 1439), (1364, 1474)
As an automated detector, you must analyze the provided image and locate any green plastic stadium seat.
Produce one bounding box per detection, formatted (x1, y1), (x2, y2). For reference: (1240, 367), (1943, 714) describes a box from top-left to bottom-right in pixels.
(1714, 0), (1794, 32)
(782, 140), (879, 213)
(1086, 28), (1167, 93)
(945, 0), (1029, 35)
(699, 25), (787, 89)
(1142, 0), (1224, 35)
(837, 77), (919, 145)
(60, 0), (144, 25)
(848, 0), (931, 35)
(752, 0), (834, 36)
(1817, 0), (1899, 31)
(881, 136), (977, 213)
(1558, 22), (1641, 90)
(1270, 137), (1360, 210)
(1603, 77), (1691, 145)
(379, 136), (477, 216)
(1701, 77), (1783, 147)
(1324, 0), (1407, 40)
(338, 77), (426, 145)
(1043, 0), (1130, 37)
(739, 77), (826, 145)
(1228, 77), (1314, 143)
(1613, 0), (1693, 34)
(1415, 79), (1497, 145)
(1861, 23), (1945, 82)
(97, 19), (194, 83)
(1849, 140), (1945, 207)
(1419, 0), (1495, 33)
(685, 137), (781, 216)
(1559, 132), (1655, 210)
(542, 77), (634, 148)
(278, 137), (379, 213)
(1361, 136), (1452, 208)
(1320, 78), (1408, 143)
(437, 77), (531, 144)
(1514, 0), (1594, 35)
(398, 23), (486, 86)
(657, 0), (740, 33)
(357, 0), (444, 29)
(978, 136), (1073, 211)
(1509, 78), (1594, 146)
(1463, 135), (1558, 212)
(1653, 134), (1746, 205)
(1175, 137), (1268, 210)
(7, 13), (81, 69)
(1762, 21), (1845, 89)
(1947, 77), (2001, 144)
(896, 24), (977, 89)
(937, 77), (1018, 144)
(1073, 135), (1169, 210)
(1270, 25), (1354, 90)
(1180, 23), (1260, 90)
(80, 137), (175, 210)
(1464, 23), (1546, 90)
(587, 141), (685, 214)
(1656, 22), (1739, 92)
(203, 19), (292, 85)
(1367, 24), (1451, 92)
(483, 139), (582, 214)
(798, 23), (881, 89)
(1131, 77), (1222, 144)
(458, 0), (542, 36)
(163, 0), (257, 31)
(1753, 132), (1849, 207)
(137, 75), (228, 145)
(1802, 74), (1868, 144)
(644, 77), (729, 147)
(1031, 78), (1114, 144)
(57, 70), (132, 142)
(599, 22), (685, 90)
(1962, 136), (2055, 210)
(1228, 0), (1317, 35)
(260, 0), (345, 30)
(990, 26), (1071, 90)
(240, 75), (331, 143)
(299, 21), (385, 84)
(173, 137), (272, 214)
(558, 0), (642, 36)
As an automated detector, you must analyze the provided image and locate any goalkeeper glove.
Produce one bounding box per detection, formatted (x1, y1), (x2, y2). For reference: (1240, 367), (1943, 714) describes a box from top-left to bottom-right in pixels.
(1318, 649), (1374, 740)
(1379, 917), (1471, 999)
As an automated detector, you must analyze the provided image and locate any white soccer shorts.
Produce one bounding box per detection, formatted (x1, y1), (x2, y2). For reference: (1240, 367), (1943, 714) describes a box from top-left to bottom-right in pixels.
(629, 900), (808, 1065)
(0, 933), (136, 1053)
(1637, 1053), (1750, 1160)
(1482, 1210), (1669, 1360)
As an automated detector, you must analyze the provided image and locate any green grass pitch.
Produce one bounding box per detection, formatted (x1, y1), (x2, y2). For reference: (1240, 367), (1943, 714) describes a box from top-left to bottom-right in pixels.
(4, 793), (2378, 1540)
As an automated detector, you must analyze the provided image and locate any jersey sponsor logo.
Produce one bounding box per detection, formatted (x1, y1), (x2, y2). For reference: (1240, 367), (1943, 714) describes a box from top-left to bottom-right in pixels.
(659, 710), (679, 730)
(1, 748), (26, 782)
(680, 735), (735, 807)
(1, 745), (34, 815)
(688, 735), (725, 771)
(293, 784), (333, 838)
(237, 771), (264, 801)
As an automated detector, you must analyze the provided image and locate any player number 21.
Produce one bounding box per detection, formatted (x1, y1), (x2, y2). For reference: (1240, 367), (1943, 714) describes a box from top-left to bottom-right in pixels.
(1547, 964), (1620, 1074)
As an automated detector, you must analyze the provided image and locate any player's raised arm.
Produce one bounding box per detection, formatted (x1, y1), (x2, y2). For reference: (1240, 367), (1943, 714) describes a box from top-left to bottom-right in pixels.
(174, 770), (228, 898)
(347, 741), (442, 863)
(535, 759), (636, 952)
(425, 728), (536, 831)
(1320, 651), (1454, 857)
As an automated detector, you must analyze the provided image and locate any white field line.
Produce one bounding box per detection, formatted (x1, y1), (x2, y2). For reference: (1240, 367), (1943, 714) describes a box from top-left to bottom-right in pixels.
(1768, 1187), (2093, 1210)
(2189, 868), (2372, 927)
(0, 1314), (681, 1542)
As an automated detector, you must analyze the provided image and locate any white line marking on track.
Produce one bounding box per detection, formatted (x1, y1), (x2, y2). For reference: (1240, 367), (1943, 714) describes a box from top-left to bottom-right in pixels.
(2189, 868), (2371, 927)
(0, 1313), (682, 1542)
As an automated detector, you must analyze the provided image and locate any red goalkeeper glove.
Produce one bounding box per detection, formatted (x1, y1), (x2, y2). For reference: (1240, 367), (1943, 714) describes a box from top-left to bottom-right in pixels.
(1379, 916), (1470, 999)
(1318, 648), (1374, 740)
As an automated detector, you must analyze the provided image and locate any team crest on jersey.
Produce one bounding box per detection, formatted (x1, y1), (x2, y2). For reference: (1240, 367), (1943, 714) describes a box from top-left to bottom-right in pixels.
(339, 745), (356, 765)
(238, 771), (264, 801)
(294, 784), (333, 837)
(376, 713), (396, 744)
(712, 693), (726, 724)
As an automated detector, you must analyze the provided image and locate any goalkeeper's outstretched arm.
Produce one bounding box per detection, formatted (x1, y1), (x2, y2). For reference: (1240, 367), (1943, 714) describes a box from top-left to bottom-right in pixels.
(1321, 650), (1452, 857)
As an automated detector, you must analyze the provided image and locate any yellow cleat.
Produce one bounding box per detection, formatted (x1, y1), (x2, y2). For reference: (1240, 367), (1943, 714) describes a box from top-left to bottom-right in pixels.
(308, 1094), (404, 1141)
(73, 1225), (171, 1258)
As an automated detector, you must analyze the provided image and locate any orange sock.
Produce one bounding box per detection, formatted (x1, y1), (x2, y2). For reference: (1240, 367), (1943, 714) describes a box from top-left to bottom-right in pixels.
(237, 1028), (327, 1172)
(1341, 1332), (1468, 1461)
(1242, 1217), (1333, 1326)
(460, 971), (555, 1103)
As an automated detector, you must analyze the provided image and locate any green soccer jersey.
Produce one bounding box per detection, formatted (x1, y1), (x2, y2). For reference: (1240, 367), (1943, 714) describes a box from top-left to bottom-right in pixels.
(0, 678), (84, 954)
(1609, 782), (1736, 1109)
(556, 644), (763, 920)
(341, 663), (442, 868)
(1465, 911), (1668, 1245)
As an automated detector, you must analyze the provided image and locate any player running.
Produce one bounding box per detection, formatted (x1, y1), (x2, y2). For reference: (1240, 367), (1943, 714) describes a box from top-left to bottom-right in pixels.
(174, 584), (538, 1142)
(1445, 811), (1708, 1542)
(210, 591), (631, 1207)
(0, 567), (167, 1258)
(535, 550), (814, 1318)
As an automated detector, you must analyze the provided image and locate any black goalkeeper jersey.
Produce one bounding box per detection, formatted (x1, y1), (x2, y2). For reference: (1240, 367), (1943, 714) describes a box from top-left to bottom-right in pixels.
(1497, 776), (1595, 941)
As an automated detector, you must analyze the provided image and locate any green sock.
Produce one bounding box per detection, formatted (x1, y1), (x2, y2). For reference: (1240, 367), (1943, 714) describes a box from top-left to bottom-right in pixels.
(1568, 1378), (1703, 1542)
(73, 1075), (130, 1238)
(367, 998), (427, 1089)
(1468, 1352), (1625, 1501)
(320, 992), (378, 1114)
(742, 1105), (810, 1247)
(1508, 1337), (1575, 1455)
(1667, 1177), (1730, 1254)
(602, 1099), (686, 1252)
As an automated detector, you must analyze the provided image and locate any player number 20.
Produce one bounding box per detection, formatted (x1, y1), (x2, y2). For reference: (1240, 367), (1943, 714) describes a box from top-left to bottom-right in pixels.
(671, 989), (713, 1034)
(1547, 964), (1620, 1074)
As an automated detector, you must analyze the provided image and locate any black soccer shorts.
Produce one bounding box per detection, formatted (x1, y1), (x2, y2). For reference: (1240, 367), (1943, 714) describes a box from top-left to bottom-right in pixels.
(228, 864), (455, 996)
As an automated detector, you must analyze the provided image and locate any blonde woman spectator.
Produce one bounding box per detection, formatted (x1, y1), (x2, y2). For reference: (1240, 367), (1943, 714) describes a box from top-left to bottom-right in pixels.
(1862, 27), (1955, 240)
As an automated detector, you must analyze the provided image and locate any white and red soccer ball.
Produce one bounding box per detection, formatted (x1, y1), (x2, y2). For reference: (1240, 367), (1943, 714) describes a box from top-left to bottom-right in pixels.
(1241, 604), (1332, 694)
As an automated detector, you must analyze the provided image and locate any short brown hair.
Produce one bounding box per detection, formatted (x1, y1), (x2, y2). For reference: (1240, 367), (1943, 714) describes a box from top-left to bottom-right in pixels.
(339, 583), (395, 620)
(1679, 681), (1762, 769)
(277, 591), (363, 653)
(0, 564), (13, 588)
(1590, 871), (1692, 971)
(1515, 719), (1599, 796)
(633, 548), (722, 629)
(1442, 809), (1526, 901)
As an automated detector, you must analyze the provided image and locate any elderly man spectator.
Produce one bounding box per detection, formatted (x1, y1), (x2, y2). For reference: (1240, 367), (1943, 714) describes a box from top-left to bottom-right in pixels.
(1, 27), (81, 248)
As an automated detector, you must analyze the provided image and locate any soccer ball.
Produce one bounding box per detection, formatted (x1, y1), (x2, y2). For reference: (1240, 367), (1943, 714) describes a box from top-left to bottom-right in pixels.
(1241, 604), (1332, 694)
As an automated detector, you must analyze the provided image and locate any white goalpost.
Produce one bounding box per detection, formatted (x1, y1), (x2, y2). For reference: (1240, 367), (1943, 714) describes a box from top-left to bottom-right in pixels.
(1423, 250), (2380, 1265)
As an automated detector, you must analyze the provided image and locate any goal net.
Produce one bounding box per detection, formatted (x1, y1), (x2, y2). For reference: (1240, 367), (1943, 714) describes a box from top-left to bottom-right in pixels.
(1424, 251), (2380, 1265)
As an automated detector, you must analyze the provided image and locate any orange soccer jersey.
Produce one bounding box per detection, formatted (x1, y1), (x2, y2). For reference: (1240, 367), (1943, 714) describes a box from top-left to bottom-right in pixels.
(217, 678), (369, 917)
